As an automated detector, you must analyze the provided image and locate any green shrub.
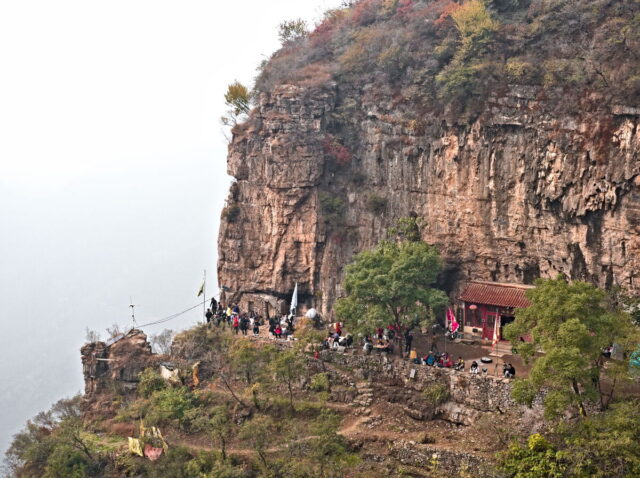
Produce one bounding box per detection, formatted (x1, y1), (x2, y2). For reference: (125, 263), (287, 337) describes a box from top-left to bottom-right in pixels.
(433, 36), (458, 63)
(498, 434), (567, 478)
(422, 383), (450, 408)
(543, 58), (586, 87)
(366, 193), (388, 214)
(145, 387), (199, 429)
(309, 373), (330, 392)
(435, 0), (501, 104)
(505, 57), (538, 83)
(44, 445), (93, 478)
(319, 193), (345, 226)
(222, 205), (241, 223)
(138, 368), (166, 399)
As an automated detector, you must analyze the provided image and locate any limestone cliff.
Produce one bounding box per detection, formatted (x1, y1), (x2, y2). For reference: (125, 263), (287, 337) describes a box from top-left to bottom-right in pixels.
(217, 0), (640, 316)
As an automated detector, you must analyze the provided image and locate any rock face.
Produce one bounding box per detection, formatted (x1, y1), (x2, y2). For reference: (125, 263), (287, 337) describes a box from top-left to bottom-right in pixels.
(218, 81), (640, 316)
(81, 329), (158, 397)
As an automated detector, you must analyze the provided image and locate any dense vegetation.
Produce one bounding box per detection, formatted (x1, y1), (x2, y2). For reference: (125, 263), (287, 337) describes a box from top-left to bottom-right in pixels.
(3, 327), (360, 478)
(250, 0), (640, 116)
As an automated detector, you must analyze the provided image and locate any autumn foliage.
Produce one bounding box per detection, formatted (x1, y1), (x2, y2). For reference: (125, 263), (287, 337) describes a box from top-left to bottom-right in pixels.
(323, 134), (353, 166)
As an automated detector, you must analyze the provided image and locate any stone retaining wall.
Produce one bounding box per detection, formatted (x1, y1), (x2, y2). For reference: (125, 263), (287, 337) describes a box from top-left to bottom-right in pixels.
(318, 352), (517, 424)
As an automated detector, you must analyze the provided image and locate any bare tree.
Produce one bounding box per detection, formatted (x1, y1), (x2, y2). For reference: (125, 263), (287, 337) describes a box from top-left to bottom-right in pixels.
(105, 323), (123, 339)
(85, 327), (100, 343)
(150, 329), (174, 355)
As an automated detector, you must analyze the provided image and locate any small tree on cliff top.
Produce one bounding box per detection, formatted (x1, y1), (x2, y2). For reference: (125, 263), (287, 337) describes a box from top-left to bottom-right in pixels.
(336, 219), (447, 356)
(505, 275), (639, 419)
(220, 80), (250, 127)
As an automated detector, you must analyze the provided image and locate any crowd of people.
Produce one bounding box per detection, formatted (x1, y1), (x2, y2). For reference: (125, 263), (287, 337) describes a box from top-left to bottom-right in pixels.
(408, 350), (516, 377)
(204, 299), (297, 340)
(206, 298), (517, 378)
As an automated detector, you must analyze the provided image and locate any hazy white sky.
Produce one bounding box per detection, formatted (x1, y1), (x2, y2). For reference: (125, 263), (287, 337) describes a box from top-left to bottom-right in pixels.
(0, 0), (342, 454)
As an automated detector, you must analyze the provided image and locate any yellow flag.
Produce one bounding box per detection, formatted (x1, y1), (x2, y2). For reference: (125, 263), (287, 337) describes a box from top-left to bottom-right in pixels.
(128, 437), (144, 457)
(197, 280), (205, 297)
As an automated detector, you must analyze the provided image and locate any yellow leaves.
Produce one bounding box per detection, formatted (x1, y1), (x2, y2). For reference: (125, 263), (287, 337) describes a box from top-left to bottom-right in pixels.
(450, 0), (500, 38)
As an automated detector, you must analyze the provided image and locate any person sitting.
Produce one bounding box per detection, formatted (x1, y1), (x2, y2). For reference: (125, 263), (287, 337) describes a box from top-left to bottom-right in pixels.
(375, 339), (391, 353)
(388, 325), (396, 341)
(409, 349), (420, 364)
(338, 333), (352, 347)
(503, 363), (516, 378)
(363, 336), (373, 355)
(503, 363), (510, 378)
(470, 360), (479, 374)
(424, 352), (436, 366)
(274, 325), (282, 339)
(438, 353), (453, 368)
(322, 333), (332, 350)
(454, 356), (465, 371)
(345, 334), (353, 347)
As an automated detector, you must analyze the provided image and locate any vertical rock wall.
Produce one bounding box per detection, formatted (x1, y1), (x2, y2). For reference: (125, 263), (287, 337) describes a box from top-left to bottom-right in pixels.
(217, 82), (640, 317)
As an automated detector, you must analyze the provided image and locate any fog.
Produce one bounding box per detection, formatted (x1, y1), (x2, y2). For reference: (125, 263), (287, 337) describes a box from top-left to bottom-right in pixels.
(0, 0), (342, 455)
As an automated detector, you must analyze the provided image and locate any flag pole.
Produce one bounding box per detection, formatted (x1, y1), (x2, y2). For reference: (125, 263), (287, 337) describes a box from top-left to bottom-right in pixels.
(203, 269), (206, 321)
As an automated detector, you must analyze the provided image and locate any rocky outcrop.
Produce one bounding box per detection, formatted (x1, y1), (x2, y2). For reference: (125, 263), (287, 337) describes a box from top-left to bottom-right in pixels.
(217, 80), (640, 316)
(81, 329), (159, 397)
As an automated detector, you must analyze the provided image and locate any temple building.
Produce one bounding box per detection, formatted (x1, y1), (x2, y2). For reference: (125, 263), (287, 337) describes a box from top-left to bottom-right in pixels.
(458, 281), (534, 341)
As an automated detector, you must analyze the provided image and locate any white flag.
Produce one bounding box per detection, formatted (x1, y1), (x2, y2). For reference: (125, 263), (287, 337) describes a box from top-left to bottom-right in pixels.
(290, 282), (298, 313)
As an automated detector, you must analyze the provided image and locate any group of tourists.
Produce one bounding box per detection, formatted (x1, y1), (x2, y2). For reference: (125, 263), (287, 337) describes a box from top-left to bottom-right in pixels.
(208, 298), (518, 378)
(411, 351), (460, 368)
(409, 350), (516, 377)
(322, 323), (354, 349)
(205, 303), (259, 336)
(204, 299), (297, 340)
(267, 315), (296, 339)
